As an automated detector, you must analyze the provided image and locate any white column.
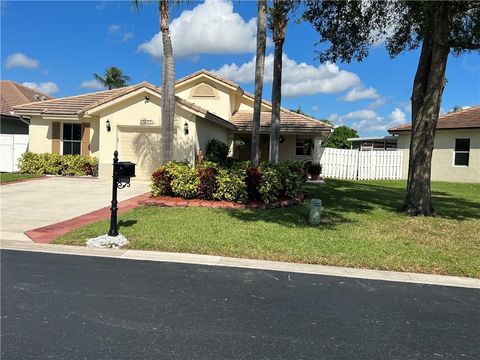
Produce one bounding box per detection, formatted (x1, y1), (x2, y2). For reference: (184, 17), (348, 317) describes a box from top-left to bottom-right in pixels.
(313, 135), (323, 163)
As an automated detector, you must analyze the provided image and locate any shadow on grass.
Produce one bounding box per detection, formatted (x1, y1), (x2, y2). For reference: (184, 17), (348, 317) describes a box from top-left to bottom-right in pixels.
(118, 220), (138, 229)
(227, 179), (480, 227)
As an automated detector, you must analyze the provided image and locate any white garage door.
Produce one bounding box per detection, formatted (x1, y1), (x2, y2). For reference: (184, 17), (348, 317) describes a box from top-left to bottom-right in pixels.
(118, 127), (163, 180)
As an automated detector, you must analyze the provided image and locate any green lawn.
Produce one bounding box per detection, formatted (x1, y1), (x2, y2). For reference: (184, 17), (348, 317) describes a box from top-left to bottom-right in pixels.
(54, 180), (480, 278)
(0, 173), (42, 183)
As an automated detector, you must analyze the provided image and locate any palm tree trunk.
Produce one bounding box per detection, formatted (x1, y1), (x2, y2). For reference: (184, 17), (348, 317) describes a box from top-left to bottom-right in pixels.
(251, 0), (267, 168)
(404, 3), (450, 216)
(160, 0), (175, 165)
(269, 34), (284, 164)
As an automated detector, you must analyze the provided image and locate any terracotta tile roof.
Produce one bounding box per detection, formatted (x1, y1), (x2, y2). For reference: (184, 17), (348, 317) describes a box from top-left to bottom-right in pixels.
(389, 106), (480, 132)
(231, 111), (332, 131)
(12, 81), (212, 118)
(175, 69), (240, 90)
(1, 81), (53, 116)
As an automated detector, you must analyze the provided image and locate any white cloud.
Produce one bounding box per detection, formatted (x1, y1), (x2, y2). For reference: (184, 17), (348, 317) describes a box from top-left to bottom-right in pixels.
(22, 81), (59, 95)
(212, 53), (360, 97)
(367, 97), (388, 109)
(329, 107), (408, 134)
(388, 107), (407, 126)
(311, 105), (319, 112)
(80, 79), (105, 91)
(5, 53), (39, 69)
(138, 0), (258, 59)
(122, 32), (134, 42)
(342, 87), (380, 101)
(109, 24), (120, 33)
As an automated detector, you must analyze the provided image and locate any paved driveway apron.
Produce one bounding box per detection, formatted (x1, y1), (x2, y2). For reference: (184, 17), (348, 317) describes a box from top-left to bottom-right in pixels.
(0, 177), (149, 241)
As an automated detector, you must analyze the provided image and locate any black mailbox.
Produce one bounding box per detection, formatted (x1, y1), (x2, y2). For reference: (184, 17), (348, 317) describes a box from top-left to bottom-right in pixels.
(114, 161), (136, 178)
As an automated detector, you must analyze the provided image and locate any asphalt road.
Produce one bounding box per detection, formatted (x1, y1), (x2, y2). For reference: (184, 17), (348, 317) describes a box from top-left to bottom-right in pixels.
(1, 250), (479, 360)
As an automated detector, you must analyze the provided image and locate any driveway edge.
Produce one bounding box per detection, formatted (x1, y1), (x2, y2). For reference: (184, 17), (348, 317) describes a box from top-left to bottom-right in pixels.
(1, 240), (479, 289)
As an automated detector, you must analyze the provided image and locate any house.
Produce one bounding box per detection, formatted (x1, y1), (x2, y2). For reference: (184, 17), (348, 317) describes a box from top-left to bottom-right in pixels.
(12, 70), (333, 179)
(1, 81), (53, 172)
(388, 106), (480, 183)
(347, 136), (398, 151)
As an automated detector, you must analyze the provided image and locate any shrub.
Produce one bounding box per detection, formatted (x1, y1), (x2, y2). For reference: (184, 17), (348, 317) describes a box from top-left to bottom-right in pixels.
(164, 161), (199, 199)
(197, 165), (218, 200)
(214, 169), (248, 203)
(151, 168), (173, 197)
(308, 162), (322, 175)
(205, 138), (229, 164)
(258, 163), (283, 204)
(278, 161), (306, 198)
(18, 152), (98, 176)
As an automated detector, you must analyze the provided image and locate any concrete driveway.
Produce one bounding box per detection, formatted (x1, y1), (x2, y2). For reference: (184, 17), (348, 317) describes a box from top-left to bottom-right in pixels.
(0, 177), (149, 242)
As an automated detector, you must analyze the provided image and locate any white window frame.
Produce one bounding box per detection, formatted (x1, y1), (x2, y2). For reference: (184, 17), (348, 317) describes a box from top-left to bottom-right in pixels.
(452, 138), (470, 167)
(62, 123), (82, 155)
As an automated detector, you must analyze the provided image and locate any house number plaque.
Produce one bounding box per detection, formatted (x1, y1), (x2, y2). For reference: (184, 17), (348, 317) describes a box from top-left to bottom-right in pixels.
(140, 118), (155, 126)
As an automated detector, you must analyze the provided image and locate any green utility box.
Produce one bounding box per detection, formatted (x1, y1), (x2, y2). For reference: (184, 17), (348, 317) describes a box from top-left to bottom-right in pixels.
(309, 199), (322, 225)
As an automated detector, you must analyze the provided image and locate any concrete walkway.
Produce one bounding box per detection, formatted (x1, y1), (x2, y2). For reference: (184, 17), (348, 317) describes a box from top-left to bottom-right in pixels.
(0, 177), (149, 242)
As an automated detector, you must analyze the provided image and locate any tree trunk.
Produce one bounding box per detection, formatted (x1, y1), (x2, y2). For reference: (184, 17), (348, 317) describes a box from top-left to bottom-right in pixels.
(251, 0), (267, 168)
(160, 0), (175, 165)
(404, 3), (451, 216)
(269, 32), (284, 164)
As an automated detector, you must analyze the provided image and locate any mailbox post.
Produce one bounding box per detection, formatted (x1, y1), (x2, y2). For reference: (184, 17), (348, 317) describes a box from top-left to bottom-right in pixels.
(108, 151), (136, 237)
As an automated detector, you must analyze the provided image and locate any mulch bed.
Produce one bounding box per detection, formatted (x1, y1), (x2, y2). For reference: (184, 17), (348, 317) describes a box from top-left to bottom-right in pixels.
(139, 192), (305, 210)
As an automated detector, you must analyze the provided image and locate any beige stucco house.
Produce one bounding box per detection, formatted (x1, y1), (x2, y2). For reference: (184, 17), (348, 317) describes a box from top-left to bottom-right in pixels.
(12, 70), (332, 179)
(389, 106), (480, 183)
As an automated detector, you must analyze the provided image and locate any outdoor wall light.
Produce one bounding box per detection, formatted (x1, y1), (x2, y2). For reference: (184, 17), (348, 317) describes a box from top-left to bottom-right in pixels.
(106, 119), (111, 132)
(184, 122), (189, 135)
(279, 135), (286, 144)
(145, 95), (150, 101)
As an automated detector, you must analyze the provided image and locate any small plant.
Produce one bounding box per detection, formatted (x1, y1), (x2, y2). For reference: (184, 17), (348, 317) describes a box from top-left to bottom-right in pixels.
(151, 168), (173, 197)
(205, 138), (230, 164)
(197, 165), (218, 200)
(18, 152), (98, 176)
(308, 162), (322, 180)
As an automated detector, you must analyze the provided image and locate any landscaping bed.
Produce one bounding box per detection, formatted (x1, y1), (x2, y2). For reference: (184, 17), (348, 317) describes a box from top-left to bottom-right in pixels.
(54, 179), (480, 278)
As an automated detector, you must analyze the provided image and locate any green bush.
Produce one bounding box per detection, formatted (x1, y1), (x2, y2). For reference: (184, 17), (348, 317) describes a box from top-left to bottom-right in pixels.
(214, 169), (248, 203)
(18, 152), (98, 176)
(258, 163), (283, 203)
(150, 160), (305, 204)
(205, 138), (230, 164)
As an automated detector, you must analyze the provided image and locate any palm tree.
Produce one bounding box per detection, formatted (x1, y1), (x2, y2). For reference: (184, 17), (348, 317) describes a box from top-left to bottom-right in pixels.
(93, 66), (130, 90)
(133, 0), (177, 165)
(268, 0), (297, 164)
(251, 0), (268, 167)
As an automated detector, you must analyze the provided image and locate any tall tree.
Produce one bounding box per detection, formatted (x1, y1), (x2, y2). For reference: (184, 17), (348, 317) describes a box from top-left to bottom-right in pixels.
(323, 126), (358, 149)
(303, 1), (480, 216)
(268, 0), (297, 164)
(251, 0), (267, 168)
(93, 66), (130, 90)
(133, 0), (176, 165)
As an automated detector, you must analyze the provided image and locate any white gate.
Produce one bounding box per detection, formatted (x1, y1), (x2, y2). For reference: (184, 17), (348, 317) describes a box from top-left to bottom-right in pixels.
(320, 147), (403, 180)
(0, 134), (29, 172)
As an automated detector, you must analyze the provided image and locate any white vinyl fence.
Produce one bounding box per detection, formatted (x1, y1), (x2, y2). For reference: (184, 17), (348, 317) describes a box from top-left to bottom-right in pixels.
(0, 134), (29, 172)
(320, 147), (403, 180)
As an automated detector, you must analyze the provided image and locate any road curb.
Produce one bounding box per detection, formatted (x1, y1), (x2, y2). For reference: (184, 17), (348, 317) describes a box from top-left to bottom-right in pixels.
(1, 240), (479, 289)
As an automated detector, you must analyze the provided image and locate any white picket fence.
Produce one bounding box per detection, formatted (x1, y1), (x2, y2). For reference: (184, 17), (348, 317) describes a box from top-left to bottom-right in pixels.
(320, 147), (403, 180)
(0, 134), (29, 172)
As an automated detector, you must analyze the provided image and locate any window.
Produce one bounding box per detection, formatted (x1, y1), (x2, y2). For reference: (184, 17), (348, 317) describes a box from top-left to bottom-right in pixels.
(454, 138), (470, 166)
(63, 123), (82, 155)
(296, 138), (313, 156)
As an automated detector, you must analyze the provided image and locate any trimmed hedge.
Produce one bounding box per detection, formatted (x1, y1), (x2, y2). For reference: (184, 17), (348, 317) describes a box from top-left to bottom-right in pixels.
(18, 152), (98, 176)
(151, 160), (306, 204)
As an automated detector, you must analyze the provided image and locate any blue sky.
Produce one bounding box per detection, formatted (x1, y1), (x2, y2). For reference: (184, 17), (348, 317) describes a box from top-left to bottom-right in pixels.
(2, 0), (479, 136)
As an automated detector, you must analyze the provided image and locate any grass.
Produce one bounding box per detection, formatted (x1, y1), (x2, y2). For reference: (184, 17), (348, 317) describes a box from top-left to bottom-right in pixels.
(0, 173), (42, 183)
(54, 180), (480, 278)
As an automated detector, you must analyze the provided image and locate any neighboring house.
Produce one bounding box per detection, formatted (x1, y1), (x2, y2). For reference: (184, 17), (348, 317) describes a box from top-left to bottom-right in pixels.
(1, 81), (53, 172)
(12, 70), (333, 179)
(389, 106), (480, 183)
(347, 136), (398, 151)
